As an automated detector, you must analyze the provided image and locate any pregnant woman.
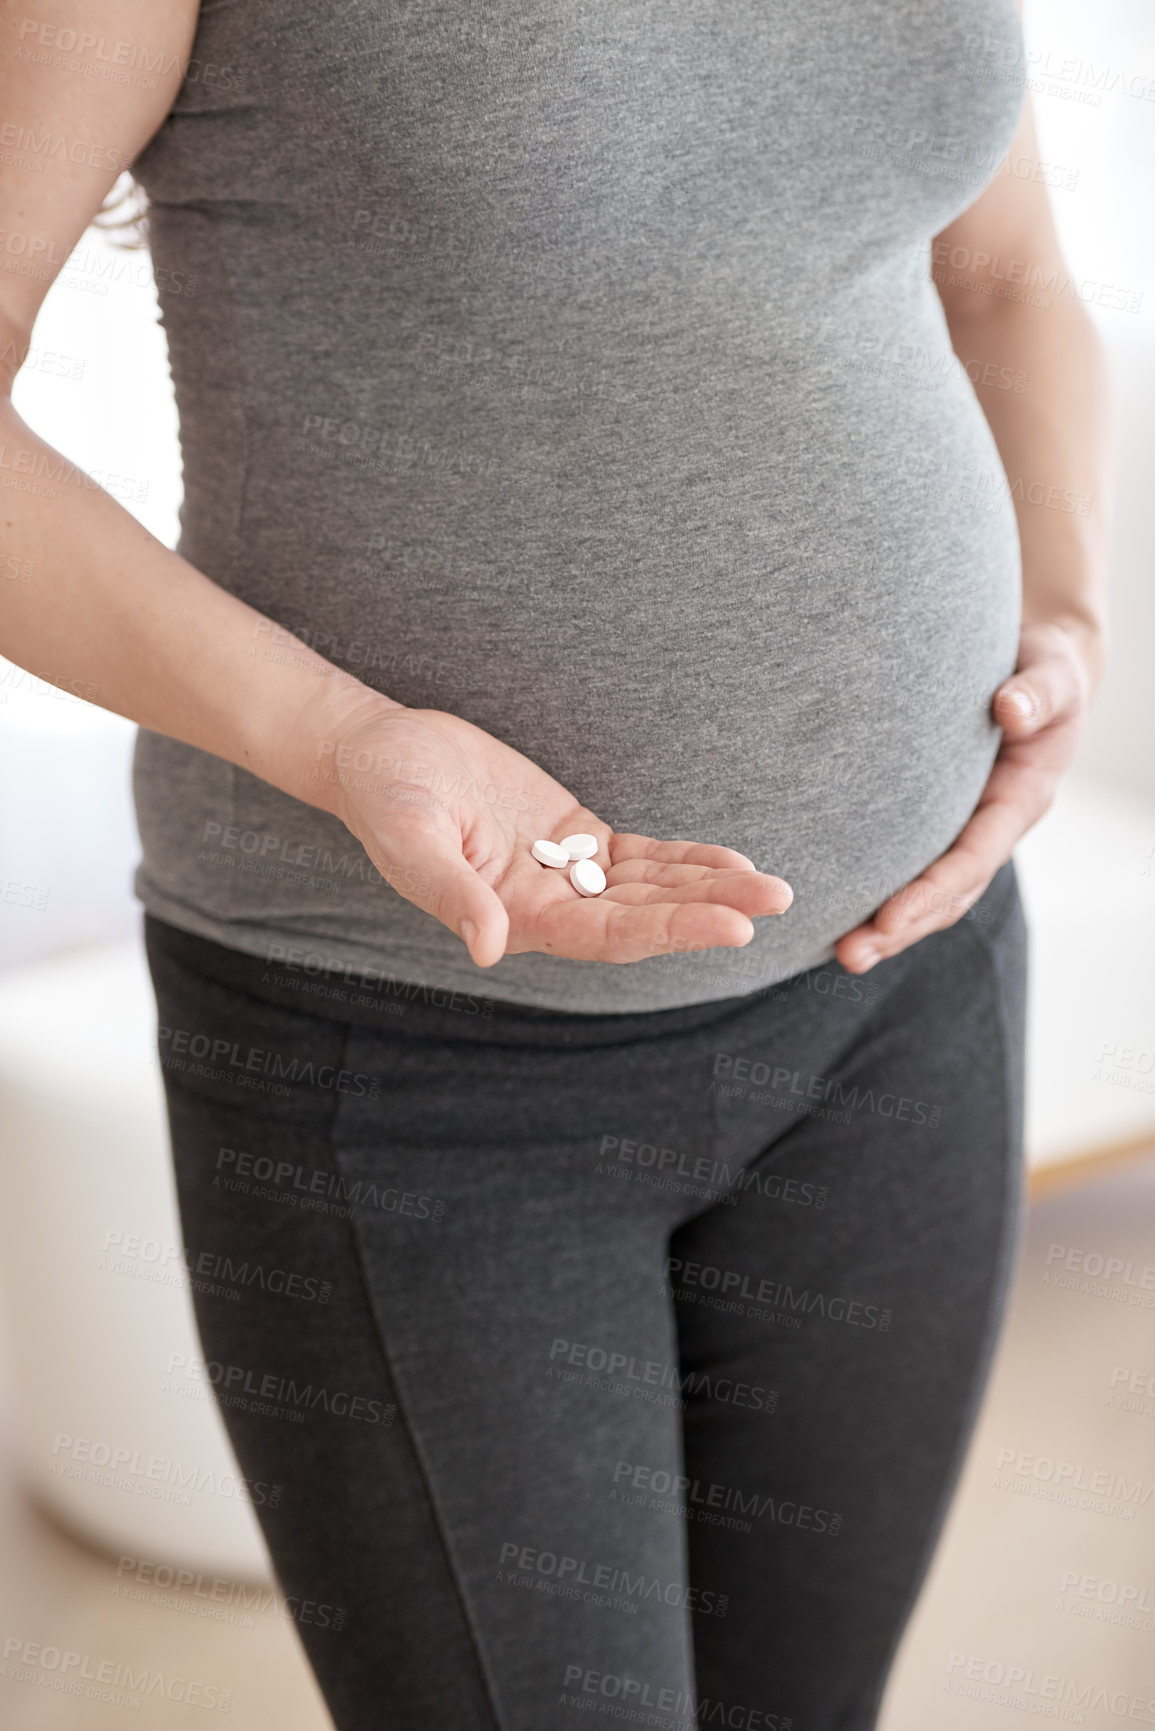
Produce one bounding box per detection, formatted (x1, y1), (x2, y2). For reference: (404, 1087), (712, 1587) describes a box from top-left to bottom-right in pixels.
(1, 0), (1109, 1726)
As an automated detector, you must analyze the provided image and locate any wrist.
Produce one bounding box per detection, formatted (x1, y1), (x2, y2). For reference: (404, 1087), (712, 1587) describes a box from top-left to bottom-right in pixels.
(1021, 610), (1108, 698)
(272, 669), (407, 820)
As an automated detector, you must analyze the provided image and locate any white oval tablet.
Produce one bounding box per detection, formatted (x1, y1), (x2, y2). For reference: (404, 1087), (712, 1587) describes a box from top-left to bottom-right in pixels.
(560, 832), (599, 861)
(570, 858), (607, 897)
(531, 838), (569, 868)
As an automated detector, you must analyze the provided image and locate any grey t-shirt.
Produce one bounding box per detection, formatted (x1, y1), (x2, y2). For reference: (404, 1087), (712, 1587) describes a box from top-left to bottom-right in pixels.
(130, 0), (1026, 1014)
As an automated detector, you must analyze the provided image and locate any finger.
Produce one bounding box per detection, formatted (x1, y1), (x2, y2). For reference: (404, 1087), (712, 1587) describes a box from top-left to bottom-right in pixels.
(840, 727), (1066, 972)
(605, 869), (794, 918)
(528, 895), (761, 965)
(607, 858), (723, 886)
(837, 793), (1026, 971)
(378, 823), (510, 968)
(609, 832), (762, 873)
(994, 646), (1083, 738)
(606, 856), (792, 905)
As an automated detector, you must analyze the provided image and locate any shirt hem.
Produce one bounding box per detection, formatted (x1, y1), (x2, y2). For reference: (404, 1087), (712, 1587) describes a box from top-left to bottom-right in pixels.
(132, 879), (834, 1016)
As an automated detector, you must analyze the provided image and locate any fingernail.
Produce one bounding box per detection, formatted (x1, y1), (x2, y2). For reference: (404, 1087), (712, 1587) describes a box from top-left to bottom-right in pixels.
(1000, 687), (1035, 720)
(460, 919), (478, 953)
(857, 943), (884, 970)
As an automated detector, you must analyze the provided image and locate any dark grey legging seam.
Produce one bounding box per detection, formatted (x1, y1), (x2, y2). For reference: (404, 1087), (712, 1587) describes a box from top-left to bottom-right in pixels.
(328, 1021), (506, 1731)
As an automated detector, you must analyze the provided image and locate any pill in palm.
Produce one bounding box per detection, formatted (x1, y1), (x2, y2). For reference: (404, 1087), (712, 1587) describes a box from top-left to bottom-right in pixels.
(570, 858), (607, 897)
(560, 833), (599, 861)
(531, 838), (570, 868)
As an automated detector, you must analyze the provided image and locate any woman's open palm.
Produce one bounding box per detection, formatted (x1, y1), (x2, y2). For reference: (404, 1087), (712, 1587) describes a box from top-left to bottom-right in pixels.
(323, 700), (794, 969)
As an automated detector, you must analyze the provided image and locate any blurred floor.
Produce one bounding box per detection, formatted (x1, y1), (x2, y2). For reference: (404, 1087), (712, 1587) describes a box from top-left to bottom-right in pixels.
(0, 1153), (1152, 1729)
(881, 1148), (1155, 1728)
(0, 1452), (330, 1728)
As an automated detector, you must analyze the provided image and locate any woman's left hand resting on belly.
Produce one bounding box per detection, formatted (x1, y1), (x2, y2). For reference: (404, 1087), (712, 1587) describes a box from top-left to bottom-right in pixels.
(837, 86), (1113, 973)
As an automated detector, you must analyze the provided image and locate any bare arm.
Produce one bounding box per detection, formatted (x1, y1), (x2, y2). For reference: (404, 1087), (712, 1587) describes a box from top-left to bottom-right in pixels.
(836, 85), (1114, 972)
(0, 0), (389, 812)
(931, 89), (1111, 677)
(0, 0), (791, 966)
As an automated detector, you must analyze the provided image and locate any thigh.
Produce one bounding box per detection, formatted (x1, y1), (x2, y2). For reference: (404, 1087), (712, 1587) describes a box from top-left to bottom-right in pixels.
(146, 925), (505, 1729)
(671, 865), (1028, 1731)
(325, 1014), (724, 1730)
(145, 921), (707, 1731)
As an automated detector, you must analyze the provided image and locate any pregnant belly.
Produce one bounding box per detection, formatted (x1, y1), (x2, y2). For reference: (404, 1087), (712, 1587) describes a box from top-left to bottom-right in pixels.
(235, 304), (1021, 982)
(531, 389), (1019, 965)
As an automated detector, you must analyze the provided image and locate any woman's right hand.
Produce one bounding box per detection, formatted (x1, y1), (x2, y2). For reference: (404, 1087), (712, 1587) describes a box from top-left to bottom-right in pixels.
(309, 689), (793, 969)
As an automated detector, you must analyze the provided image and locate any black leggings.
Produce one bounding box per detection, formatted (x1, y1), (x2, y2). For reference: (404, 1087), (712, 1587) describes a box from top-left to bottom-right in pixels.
(143, 860), (1027, 1731)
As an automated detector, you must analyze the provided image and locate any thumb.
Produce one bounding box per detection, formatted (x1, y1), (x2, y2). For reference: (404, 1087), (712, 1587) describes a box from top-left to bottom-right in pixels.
(993, 676), (1047, 737)
(401, 834), (510, 968)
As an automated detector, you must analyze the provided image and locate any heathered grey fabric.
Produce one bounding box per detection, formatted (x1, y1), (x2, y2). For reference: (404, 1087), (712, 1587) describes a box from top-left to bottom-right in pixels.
(130, 0), (1026, 1014)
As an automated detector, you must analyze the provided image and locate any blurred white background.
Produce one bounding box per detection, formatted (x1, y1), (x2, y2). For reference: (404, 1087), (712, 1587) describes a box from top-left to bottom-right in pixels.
(0, 1), (1153, 1727)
